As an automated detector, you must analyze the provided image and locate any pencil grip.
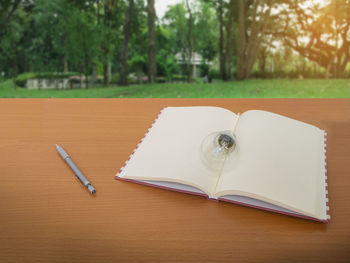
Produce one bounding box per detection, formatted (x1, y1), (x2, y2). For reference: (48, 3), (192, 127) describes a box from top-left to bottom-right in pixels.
(66, 157), (87, 184)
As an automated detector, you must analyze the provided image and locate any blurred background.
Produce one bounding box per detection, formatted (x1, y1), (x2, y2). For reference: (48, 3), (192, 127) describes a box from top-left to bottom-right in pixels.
(0, 0), (349, 98)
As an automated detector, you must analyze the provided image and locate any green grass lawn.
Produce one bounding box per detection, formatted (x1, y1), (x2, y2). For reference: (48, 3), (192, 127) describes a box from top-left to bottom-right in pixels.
(0, 79), (349, 98)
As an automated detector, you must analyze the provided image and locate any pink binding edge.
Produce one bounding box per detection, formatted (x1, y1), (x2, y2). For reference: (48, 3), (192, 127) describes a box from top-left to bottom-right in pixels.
(219, 197), (327, 222)
(116, 176), (208, 198)
(116, 176), (327, 222)
(115, 108), (330, 223)
(324, 132), (331, 222)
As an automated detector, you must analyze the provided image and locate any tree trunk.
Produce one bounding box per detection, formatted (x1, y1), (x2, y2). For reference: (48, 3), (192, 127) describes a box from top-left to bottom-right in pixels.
(12, 55), (17, 78)
(219, 0), (227, 81)
(119, 0), (135, 86)
(237, 0), (247, 80)
(103, 60), (109, 86)
(63, 53), (68, 73)
(325, 63), (331, 79)
(258, 49), (267, 73)
(84, 54), (89, 89)
(225, 0), (234, 80)
(90, 64), (96, 87)
(185, 0), (193, 83)
(101, 2), (110, 86)
(147, 0), (157, 84)
(237, 0), (272, 80)
(79, 67), (83, 89)
(136, 66), (142, 84)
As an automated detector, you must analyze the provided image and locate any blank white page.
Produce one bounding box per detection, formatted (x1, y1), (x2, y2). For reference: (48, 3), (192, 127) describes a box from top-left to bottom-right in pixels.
(215, 110), (326, 219)
(118, 107), (237, 195)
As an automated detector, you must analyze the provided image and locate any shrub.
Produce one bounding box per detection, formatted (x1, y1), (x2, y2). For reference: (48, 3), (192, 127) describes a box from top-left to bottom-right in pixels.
(110, 73), (119, 84)
(69, 75), (88, 84)
(208, 69), (220, 80)
(109, 73), (138, 85)
(15, 72), (79, 87)
(15, 73), (36, 86)
(156, 76), (166, 83)
(128, 75), (138, 84)
(171, 74), (187, 82)
(199, 63), (210, 77)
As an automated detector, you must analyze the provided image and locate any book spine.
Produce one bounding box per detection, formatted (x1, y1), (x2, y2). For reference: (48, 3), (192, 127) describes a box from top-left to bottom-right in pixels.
(117, 108), (166, 177)
(324, 132), (331, 221)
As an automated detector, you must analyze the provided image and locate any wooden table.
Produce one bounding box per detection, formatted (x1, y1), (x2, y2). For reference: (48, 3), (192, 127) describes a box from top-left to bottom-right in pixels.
(0, 99), (349, 263)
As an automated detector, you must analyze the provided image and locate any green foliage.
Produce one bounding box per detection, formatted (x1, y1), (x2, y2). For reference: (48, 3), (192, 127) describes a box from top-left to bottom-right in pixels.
(163, 3), (188, 55)
(28, 0), (78, 71)
(209, 69), (221, 79)
(97, 1), (126, 68)
(0, 2), (31, 76)
(171, 74), (187, 81)
(161, 1), (220, 79)
(110, 73), (138, 84)
(129, 55), (147, 73)
(156, 50), (180, 78)
(195, 0), (219, 62)
(14, 73), (36, 87)
(199, 62), (209, 77)
(0, 0), (349, 83)
(65, 8), (99, 74)
(110, 73), (120, 84)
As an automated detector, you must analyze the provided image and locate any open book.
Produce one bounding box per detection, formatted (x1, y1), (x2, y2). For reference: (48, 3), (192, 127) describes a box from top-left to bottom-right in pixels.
(116, 107), (330, 222)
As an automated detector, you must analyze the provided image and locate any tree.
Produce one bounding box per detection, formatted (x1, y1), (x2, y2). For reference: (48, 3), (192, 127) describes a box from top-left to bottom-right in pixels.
(96, 0), (123, 86)
(224, 0), (237, 80)
(196, 0), (218, 76)
(163, 3), (193, 82)
(119, 0), (134, 85)
(203, 0), (229, 80)
(257, 45), (269, 73)
(32, 0), (74, 73)
(218, 0), (226, 80)
(128, 0), (148, 82)
(147, 0), (157, 83)
(0, 0), (28, 76)
(274, 0), (350, 78)
(237, 0), (274, 80)
(184, 0), (194, 82)
(66, 7), (99, 88)
(154, 26), (180, 79)
(0, 0), (22, 38)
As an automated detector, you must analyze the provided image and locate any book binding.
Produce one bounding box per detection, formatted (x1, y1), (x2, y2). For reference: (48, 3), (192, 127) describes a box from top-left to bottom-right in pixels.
(325, 132), (331, 221)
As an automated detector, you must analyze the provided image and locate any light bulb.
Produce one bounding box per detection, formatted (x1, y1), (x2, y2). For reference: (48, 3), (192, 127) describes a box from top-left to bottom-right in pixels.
(200, 130), (238, 172)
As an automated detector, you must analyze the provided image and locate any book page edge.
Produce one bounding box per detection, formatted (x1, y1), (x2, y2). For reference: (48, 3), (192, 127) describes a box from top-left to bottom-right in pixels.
(116, 107), (167, 179)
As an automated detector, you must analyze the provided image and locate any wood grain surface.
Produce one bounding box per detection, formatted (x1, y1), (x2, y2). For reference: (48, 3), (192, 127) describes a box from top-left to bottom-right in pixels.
(0, 99), (349, 263)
